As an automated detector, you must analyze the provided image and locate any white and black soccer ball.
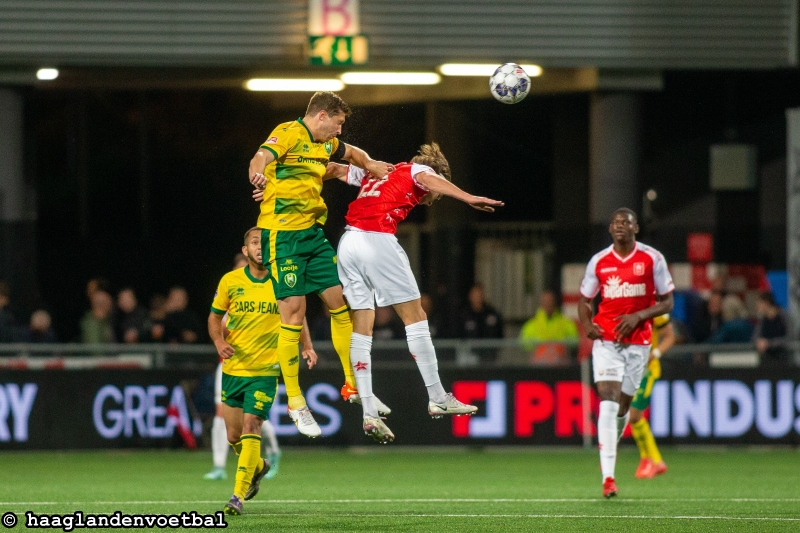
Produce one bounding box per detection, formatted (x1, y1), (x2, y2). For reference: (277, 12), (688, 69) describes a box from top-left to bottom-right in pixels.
(489, 63), (530, 104)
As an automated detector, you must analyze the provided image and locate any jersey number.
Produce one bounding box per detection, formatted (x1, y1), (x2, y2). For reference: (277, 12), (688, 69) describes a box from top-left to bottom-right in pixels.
(357, 179), (384, 199)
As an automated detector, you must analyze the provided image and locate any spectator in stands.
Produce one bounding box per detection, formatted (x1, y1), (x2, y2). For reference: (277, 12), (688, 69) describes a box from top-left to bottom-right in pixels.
(519, 290), (579, 366)
(163, 286), (200, 343)
(114, 288), (150, 344)
(81, 290), (115, 343)
(707, 295), (753, 344)
(86, 277), (111, 301)
(0, 281), (17, 342)
(459, 284), (504, 338)
(20, 309), (57, 343)
(149, 293), (167, 341)
(753, 291), (788, 365)
(458, 283), (504, 363)
(690, 289), (724, 342)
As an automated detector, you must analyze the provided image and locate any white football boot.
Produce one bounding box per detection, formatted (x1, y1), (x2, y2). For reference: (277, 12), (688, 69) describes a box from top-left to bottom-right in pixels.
(288, 406), (322, 438)
(428, 392), (478, 419)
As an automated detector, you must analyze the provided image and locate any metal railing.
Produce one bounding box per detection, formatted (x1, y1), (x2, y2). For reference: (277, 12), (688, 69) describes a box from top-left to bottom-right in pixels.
(0, 340), (797, 370)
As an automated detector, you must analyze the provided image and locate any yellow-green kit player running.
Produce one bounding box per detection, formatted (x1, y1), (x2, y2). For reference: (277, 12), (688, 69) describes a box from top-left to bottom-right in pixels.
(209, 227), (315, 515)
(630, 313), (675, 479)
(248, 91), (393, 436)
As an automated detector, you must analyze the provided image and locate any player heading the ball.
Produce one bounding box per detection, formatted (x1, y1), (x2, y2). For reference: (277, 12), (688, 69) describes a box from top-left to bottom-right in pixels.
(248, 91), (393, 437)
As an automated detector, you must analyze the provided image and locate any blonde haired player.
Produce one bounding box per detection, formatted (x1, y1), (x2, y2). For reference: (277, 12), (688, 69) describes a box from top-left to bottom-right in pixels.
(249, 91), (393, 436)
(630, 313), (674, 478)
(209, 227), (315, 515)
(326, 143), (503, 442)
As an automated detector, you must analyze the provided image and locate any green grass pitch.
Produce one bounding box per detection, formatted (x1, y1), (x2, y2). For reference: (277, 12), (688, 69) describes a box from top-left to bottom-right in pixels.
(0, 447), (798, 532)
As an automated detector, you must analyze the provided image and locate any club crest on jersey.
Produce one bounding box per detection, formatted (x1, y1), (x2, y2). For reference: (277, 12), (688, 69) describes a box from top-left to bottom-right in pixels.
(323, 141), (333, 155)
(603, 275), (646, 299)
(633, 262), (645, 276)
(302, 143), (310, 153)
(284, 273), (297, 288)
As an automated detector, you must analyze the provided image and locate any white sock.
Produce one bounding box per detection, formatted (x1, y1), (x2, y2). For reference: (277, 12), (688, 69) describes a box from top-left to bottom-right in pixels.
(261, 420), (279, 456)
(405, 320), (446, 402)
(350, 333), (378, 418)
(617, 411), (630, 443)
(598, 400), (619, 481)
(211, 415), (228, 469)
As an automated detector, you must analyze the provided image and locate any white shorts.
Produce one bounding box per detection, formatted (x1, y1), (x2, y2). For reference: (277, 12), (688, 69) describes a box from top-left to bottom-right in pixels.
(337, 229), (420, 310)
(214, 362), (222, 405)
(592, 339), (649, 397)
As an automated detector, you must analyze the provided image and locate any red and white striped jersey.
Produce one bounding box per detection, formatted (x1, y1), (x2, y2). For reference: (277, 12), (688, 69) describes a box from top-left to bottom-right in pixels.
(344, 163), (432, 234)
(580, 242), (674, 345)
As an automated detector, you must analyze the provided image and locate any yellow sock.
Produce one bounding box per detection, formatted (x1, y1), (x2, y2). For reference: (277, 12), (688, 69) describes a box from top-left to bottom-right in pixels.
(278, 324), (306, 410)
(631, 418), (650, 459)
(233, 433), (262, 500)
(639, 418), (663, 463)
(229, 440), (242, 456)
(329, 305), (356, 388)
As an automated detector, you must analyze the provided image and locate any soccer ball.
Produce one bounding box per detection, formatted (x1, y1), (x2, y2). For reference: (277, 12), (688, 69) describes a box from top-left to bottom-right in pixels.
(489, 63), (530, 104)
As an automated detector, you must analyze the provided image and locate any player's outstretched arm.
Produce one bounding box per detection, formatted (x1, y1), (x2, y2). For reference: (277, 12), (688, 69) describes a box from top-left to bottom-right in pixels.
(208, 312), (235, 359)
(342, 144), (394, 178)
(415, 171), (504, 212)
(299, 316), (318, 369)
(249, 148), (277, 190)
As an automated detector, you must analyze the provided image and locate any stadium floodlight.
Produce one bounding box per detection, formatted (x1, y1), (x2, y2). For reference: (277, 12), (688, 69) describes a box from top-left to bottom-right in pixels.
(339, 72), (441, 85)
(36, 68), (59, 81)
(438, 63), (543, 77)
(244, 78), (345, 91)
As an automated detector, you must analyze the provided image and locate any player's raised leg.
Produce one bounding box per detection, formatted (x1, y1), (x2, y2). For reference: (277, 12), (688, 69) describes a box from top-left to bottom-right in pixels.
(393, 300), (477, 418)
(349, 308), (394, 443)
(315, 256), (390, 415)
(275, 294), (321, 437)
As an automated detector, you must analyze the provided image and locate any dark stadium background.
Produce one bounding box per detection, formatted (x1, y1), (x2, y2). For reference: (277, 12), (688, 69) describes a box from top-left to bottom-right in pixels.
(25, 70), (800, 341)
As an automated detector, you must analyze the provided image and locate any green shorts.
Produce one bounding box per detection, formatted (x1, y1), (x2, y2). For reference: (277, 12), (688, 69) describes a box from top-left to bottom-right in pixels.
(221, 373), (278, 420)
(261, 225), (341, 299)
(631, 367), (657, 411)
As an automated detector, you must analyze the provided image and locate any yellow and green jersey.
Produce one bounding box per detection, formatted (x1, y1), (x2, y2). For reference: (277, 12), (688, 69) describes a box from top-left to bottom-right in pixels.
(651, 314), (670, 351)
(210, 266), (281, 377)
(257, 118), (341, 231)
